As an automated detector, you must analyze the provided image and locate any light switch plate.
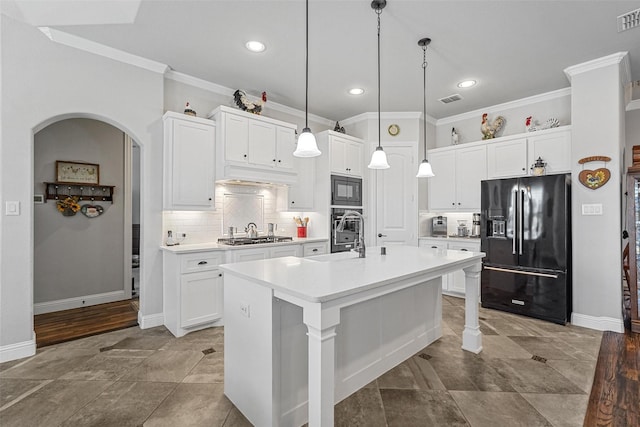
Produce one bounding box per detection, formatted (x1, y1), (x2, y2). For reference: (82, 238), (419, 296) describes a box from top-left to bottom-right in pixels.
(581, 203), (603, 215)
(5, 201), (20, 216)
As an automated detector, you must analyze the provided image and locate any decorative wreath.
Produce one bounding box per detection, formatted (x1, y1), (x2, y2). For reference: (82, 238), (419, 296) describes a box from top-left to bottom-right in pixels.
(233, 90), (266, 115)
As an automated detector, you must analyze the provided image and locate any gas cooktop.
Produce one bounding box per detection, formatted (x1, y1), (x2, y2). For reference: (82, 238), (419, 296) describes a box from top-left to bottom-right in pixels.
(217, 236), (294, 246)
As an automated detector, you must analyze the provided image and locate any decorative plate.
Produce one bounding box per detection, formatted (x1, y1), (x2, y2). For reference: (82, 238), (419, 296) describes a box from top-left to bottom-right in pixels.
(80, 204), (104, 218)
(578, 168), (611, 190)
(388, 124), (400, 137)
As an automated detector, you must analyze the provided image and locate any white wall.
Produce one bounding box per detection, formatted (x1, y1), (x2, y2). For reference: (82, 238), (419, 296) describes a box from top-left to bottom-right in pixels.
(435, 90), (571, 148)
(566, 55), (626, 331)
(0, 15), (164, 361)
(34, 119), (125, 304)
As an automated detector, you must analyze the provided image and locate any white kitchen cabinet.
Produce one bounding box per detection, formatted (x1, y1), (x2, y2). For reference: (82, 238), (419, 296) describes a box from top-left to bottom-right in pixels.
(325, 131), (364, 177)
(447, 241), (481, 294)
(210, 106), (298, 184)
(427, 144), (486, 211)
(277, 156), (316, 211)
(487, 136), (528, 178)
(526, 127), (571, 174)
(418, 238), (480, 297)
(303, 242), (328, 257)
(163, 250), (225, 337)
(162, 112), (215, 210)
(229, 244), (303, 263)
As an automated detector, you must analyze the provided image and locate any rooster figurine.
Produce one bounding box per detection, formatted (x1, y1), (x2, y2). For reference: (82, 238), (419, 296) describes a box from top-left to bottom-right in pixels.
(481, 113), (505, 140)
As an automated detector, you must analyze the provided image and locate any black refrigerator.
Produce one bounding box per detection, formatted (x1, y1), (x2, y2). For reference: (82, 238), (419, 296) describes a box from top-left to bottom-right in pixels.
(480, 174), (571, 324)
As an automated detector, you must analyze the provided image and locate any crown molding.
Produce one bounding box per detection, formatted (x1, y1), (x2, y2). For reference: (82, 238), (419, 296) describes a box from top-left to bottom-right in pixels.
(436, 87), (571, 126)
(165, 70), (333, 127)
(563, 52), (629, 83)
(38, 27), (168, 74)
(341, 111), (430, 126)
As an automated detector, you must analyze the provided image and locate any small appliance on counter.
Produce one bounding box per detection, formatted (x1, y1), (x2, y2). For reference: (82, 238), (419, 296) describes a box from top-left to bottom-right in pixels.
(431, 216), (447, 237)
(471, 213), (481, 237)
(456, 220), (469, 237)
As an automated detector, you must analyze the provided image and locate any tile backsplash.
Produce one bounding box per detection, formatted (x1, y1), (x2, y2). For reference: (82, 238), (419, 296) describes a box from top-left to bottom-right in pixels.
(163, 183), (305, 244)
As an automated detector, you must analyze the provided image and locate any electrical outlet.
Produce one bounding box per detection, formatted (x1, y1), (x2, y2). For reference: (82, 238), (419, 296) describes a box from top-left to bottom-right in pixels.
(240, 302), (250, 318)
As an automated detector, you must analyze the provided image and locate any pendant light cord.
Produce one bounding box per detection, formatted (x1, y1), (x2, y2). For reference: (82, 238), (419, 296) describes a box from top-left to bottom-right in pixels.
(422, 45), (427, 159)
(376, 6), (382, 149)
(305, 0), (309, 129)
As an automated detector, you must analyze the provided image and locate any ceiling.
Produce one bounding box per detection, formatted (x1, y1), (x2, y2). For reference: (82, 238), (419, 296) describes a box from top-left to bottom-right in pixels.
(6, 1), (640, 121)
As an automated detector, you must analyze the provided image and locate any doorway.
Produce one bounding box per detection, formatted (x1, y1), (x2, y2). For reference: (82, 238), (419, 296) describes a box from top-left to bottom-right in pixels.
(33, 118), (140, 344)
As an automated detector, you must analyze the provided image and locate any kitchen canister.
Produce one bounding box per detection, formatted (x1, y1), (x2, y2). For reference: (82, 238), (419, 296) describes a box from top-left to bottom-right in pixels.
(297, 226), (307, 238)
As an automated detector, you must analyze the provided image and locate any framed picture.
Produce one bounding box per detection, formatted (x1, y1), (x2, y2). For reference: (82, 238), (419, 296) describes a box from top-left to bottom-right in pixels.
(56, 161), (100, 185)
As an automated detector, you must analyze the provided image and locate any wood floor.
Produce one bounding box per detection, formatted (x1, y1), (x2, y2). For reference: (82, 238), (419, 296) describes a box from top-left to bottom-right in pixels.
(34, 299), (138, 348)
(584, 330), (640, 427)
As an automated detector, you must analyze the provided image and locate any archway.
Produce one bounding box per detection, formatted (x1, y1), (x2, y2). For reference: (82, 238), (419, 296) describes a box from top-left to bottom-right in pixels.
(32, 114), (143, 346)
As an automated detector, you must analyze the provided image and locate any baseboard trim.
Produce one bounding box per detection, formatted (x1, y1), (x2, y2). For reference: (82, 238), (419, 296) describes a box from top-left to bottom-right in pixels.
(34, 291), (127, 315)
(0, 334), (36, 363)
(138, 312), (164, 329)
(571, 312), (625, 332)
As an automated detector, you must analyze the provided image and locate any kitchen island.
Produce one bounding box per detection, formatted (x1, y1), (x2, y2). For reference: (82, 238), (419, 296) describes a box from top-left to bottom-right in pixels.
(220, 245), (484, 427)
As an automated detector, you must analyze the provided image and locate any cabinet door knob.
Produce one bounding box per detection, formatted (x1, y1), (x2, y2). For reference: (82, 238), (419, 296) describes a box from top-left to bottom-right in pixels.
(218, 273), (223, 277)
(197, 261), (208, 265)
(243, 154), (247, 158)
(278, 159), (281, 163)
(452, 202), (455, 205)
(378, 233), (387, 238)
(208, 198), (212, 201)
(273, 159), (277, 162)
(291, 201), (295, 204)
(458, 202), (461, 205)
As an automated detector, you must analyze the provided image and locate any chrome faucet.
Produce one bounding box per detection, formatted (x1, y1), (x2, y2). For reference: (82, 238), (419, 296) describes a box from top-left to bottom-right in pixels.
(336, 210), (365, 258)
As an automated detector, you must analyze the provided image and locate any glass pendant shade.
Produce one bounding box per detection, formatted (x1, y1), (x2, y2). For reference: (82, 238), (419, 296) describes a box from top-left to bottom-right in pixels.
(294, 128), (321, 157)
(368, 146), (390, 169)
(416, 159), (434, 177)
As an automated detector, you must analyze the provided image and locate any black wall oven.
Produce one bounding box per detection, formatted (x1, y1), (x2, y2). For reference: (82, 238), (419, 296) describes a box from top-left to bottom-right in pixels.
(331, 208), (363, 253)
(331, 175), (362, 207)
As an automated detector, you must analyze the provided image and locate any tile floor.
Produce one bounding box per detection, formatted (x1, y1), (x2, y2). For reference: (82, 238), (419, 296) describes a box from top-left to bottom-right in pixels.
(0, 296), (603, 426)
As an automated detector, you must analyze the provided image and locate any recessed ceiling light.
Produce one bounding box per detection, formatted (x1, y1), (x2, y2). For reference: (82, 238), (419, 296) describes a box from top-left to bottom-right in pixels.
(245, 41), (266, 53)
(457, 80), (477, 88)
(348, 88), (364, 95)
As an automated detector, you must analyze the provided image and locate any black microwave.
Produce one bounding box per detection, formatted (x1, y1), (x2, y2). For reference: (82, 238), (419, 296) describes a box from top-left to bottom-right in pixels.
(331, 175), (362, 206)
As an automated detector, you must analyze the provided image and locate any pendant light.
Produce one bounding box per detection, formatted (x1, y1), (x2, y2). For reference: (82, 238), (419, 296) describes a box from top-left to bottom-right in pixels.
(293, 0), (321, 157)
(416, 37), (435, 178)
(367, 0), (390, 169)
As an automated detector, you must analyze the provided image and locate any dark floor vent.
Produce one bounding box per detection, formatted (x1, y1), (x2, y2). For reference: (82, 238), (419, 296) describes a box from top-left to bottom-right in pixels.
(531, 355), (547, 363)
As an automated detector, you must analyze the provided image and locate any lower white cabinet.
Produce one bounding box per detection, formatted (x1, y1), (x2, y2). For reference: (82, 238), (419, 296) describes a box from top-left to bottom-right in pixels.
(163, 240), (329, 337)
(418, 238), (481, 296)
(163, 250), (225, 337)
(303, 242), (328, 257)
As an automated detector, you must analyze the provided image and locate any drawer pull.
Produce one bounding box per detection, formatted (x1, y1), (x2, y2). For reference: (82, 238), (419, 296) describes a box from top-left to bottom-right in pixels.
(511, 299), (525, 306)
(460, 248), (468, 251)
(312, 248), (318, 252)
(431, 246), (438, 249)
(197, 261), (208, 265)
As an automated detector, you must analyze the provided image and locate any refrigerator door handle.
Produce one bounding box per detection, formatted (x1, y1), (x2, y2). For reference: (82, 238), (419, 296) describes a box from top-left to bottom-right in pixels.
(484, 266), (559, 279)
(519, 188), (525, 255)
(511, 188), (518, 255)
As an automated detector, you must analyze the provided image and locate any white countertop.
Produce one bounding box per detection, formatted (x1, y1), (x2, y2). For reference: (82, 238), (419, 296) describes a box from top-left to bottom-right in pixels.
(419, 236), (481, 243)
(219, 245), (484, 303)
(160, 237), (329, 253)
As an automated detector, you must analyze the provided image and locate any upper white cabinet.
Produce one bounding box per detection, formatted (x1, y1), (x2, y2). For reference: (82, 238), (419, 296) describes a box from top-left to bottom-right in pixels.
(428, 143), (487, 211)
(486, 126), (572, 179)
(209, 106), (298, 185)
(162, 112), (215, 210)
(278, 156), (316, 211)
(526, 127), (571, 174)
(487, 136), (528, 178)
(326, 132), (364, 177)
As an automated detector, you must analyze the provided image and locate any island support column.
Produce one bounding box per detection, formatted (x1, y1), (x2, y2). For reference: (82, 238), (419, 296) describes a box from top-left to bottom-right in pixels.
(303, 304), (341, 427)
(462, 262), (483, 353)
